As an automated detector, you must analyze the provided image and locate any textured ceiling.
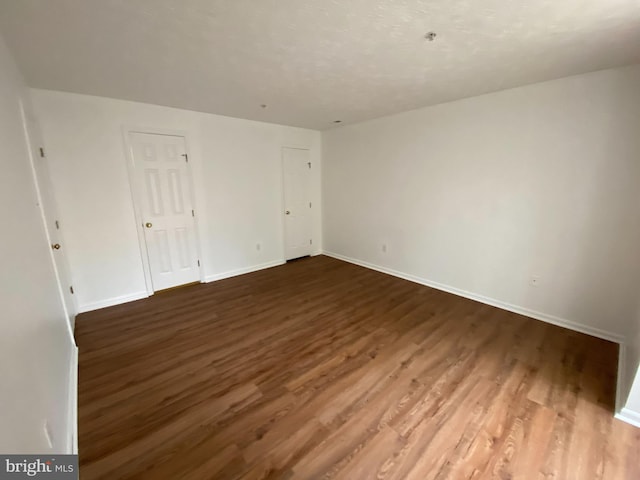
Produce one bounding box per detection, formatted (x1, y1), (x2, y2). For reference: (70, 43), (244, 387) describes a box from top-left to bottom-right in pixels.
(1, 0), (639, 130)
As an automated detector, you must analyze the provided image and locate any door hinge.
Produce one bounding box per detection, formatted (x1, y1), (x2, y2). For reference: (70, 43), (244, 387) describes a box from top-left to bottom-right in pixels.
(181, 153), (188, 162)
(309, 202), (312, 208)
(55, 220), (60, 230)
(192, 209), (195, 217)
(39, 147), (45, 158)
(307, 162), (311, 169)
(69, 286), (74, 295)
(310, 239), (313, 245)
(197, 259), (200, 267)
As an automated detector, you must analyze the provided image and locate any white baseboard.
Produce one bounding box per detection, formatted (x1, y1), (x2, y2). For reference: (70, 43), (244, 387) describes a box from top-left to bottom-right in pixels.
(78, 291), (149, 313)
(67, 344), (78, 454)
(615, 408), (640, 428)
(77, 259), (293, 311)
(322, 251), (624, 344)
(205, 259), (286, 283)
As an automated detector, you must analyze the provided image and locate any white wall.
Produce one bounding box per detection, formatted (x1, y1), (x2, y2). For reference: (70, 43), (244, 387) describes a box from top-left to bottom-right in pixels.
(323, 65), (640, 341)
(0, 33), (75, 452)
(31, 90), (322, 312)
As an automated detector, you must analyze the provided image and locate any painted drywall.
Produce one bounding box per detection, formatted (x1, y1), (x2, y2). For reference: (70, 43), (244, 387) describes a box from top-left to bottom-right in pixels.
(30, 90), (322, 312)
(0, 32), (76, 452)
(323, 65), (640, 341)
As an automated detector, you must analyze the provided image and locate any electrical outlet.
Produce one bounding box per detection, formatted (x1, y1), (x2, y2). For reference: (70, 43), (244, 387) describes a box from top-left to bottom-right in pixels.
(43, 420), (53, 449)
(382, 244), (387, 253)
(530, 275), (540, 287)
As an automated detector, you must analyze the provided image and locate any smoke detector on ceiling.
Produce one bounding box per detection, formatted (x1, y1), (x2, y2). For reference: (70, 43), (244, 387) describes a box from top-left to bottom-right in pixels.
(425, 32), (437, 41)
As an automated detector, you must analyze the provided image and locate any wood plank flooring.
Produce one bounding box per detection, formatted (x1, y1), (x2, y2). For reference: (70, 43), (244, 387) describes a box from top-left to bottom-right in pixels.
(75, 255), (640, 479)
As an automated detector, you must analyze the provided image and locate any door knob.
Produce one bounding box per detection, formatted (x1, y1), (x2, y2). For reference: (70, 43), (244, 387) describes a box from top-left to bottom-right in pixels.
(285, 211), (290, 215)
(52, 243), (61, 250)
(145, 222), (153, 228)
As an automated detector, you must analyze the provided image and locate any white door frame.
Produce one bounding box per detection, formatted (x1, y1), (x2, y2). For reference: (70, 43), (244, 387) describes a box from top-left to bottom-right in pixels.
(122, 126), (205, 295)
(281, 145), (312, 261)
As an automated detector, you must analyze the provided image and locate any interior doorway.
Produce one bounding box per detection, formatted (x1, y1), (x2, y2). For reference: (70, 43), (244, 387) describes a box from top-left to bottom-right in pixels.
(127, 131), (201, 292)
(282, 147), (313, 261)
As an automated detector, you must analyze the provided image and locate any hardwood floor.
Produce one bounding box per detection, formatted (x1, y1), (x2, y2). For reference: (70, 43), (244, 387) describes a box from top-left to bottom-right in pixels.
(76, 255), (640, 479)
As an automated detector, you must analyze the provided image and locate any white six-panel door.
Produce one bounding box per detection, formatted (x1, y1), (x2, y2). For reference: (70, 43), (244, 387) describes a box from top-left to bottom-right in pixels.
(283, 147), (312, 260)
(129, 132), (200, 291)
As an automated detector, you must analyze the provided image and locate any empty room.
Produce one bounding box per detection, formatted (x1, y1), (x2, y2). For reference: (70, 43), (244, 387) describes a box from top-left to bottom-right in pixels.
(1, 1), (640, 479)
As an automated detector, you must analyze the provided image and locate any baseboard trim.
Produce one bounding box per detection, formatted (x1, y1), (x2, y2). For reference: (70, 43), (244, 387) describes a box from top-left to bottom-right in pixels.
(322, 251), (624, 344)
(204, 260), (286, 283)
(77, 260), (292, 311)
(67, 344), (78, 454)
(615, 408), (640, 428)
(78, 291), (149, 313)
